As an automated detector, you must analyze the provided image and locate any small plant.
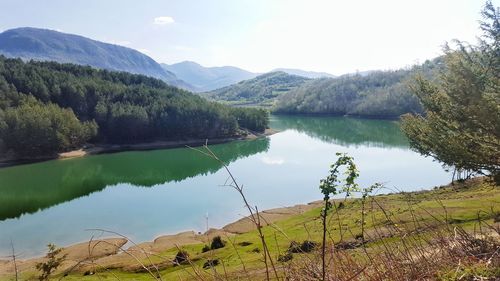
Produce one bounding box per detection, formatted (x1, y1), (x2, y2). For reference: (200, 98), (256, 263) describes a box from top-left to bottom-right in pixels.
(319, 153), (360, 280)
(493, 211), (500, 223)
(210, 236), (226, 250)
(237, 241), (253, 246)
(277, 253), (293, 262)
(300, 240), (317, 253)
(251, 247), (261, 253)
(288, 241), (301, 253)
(288, 240), (318, 253)
(354, 233), (364, 240)
(173, 250), (189, 266)
(35, 244), (67, 281)
(201, 244), (210, 253)
(202, 259), (220, 269)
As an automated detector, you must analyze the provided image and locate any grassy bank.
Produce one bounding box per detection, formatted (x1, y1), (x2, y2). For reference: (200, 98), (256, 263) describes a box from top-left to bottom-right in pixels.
(2, 177), (498, 280)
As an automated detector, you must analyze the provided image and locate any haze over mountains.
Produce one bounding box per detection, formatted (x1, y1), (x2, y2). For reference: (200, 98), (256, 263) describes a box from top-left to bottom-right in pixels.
(161, 61), (258, 92)
(162, 62), (337, 92)
(272, 68), (336, 79)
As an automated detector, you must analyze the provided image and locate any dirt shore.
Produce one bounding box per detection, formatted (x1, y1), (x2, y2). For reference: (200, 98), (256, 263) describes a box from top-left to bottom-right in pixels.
(0, 128), (278, 167)
(0, 200), (321, 276)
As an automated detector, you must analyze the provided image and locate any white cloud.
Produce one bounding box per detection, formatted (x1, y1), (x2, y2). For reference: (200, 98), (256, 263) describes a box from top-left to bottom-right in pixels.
(154, 16), (174, 25)
(261, 156), (285, 165)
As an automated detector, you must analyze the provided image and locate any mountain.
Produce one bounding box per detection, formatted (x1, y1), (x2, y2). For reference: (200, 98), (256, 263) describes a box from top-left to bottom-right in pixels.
(162, 61), (258, 92)
(0, 27), (192, 89)
(273, 59), (444, 117)
(272, 68), (335, 79)
(206, 71), (310, 107)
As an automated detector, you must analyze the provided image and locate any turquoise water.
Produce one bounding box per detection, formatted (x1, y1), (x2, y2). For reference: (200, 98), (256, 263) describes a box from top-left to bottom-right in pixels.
(0, 115), (450, 257)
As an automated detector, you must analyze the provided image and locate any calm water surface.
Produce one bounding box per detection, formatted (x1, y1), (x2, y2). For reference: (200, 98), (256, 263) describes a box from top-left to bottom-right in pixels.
(0, 115), (450, 257)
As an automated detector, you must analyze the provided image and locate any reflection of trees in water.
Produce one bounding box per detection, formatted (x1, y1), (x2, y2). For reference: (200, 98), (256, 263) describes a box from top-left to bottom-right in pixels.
(0, 138), (270, 220)
(271, 115), (408, 148)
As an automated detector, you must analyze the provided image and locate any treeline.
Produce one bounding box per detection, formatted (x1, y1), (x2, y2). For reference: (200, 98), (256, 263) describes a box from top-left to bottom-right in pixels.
(206, 71), (310, 107)
(273, 59), (443, 117)
(0, 56), (268, 158)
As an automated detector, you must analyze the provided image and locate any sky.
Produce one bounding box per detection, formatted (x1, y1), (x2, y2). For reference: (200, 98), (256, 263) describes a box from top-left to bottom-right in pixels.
(0, 0), (496, 75)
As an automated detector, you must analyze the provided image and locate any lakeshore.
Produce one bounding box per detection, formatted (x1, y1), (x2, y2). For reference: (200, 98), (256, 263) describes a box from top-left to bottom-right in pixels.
(0, 177), (498, 280)
(0, 200), (324, 277)
(0, 129), (277, 168)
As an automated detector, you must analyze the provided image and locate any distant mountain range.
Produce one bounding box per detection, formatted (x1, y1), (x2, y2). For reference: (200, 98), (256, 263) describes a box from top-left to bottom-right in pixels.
(272, 68), (335, 79)
(0, 27), (342, 94)
(161, 62), (336, 92)
(161, 61), (258, 92)
(204, 58), (443, 117)
(205, 71), (310, 107)
(0, 27), (192, 89)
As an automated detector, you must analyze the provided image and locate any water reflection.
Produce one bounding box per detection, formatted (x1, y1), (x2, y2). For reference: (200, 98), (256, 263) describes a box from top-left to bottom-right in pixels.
(270, 115), (408, 148)
(0, 138), (270, 220)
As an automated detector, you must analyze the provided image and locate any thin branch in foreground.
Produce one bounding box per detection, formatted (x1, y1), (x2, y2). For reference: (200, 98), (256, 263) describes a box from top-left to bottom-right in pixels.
(187, 144), (281, 281)
(10, 240), (18, 281)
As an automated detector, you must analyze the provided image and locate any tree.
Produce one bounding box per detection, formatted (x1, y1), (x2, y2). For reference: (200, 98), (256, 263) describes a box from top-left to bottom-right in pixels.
(35, 244), (67, 281)
(401, 1), (499, 180)
(0, 97), (97, 157)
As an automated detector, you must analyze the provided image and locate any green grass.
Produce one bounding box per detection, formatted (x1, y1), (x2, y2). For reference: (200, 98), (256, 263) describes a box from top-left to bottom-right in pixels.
(10, 177), (500, 280)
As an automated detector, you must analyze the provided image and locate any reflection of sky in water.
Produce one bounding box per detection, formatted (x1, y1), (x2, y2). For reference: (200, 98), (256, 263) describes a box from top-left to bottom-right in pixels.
(0, 121), (450, 258)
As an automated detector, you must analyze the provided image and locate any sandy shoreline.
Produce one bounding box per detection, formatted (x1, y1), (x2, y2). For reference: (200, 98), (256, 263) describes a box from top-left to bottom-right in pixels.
(0, 128), (278, 167)
(0, 200), (322, 275)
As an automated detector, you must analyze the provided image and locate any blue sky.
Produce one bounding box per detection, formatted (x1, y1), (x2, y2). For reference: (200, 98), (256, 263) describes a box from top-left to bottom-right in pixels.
(0, 0), (495, 75)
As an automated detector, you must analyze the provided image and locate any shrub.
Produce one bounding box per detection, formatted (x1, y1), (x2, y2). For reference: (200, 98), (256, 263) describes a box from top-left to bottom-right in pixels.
(288, 240), (318, 253)
(201, 244), (210, 253)
(300, 240), (318, 253)
(251, 247), (260, 253)
(173, 250), (189, 266)
(203, 259), (219, 269)
(35, 244), (67, 281)
(210, 236), (225, 250)
(278, 253), (293, 262)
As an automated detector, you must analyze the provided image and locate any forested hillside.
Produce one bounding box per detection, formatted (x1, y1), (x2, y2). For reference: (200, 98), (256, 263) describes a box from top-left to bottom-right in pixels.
(206, 71), (310, 107)
(0, 28), (192, 90)
(273, 59), (442, 117)
(0, 56), (268, 158)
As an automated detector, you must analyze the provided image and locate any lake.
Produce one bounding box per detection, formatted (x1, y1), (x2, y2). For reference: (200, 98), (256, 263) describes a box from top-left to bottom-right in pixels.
(0, 115), (451, 258)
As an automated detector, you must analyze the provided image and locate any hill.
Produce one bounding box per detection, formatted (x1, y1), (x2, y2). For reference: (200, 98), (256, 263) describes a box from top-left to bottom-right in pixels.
(0, 27), (192, 89)
(273, 68), (335, 78)
(162, 61), (258, 92)
(0, 56), (268, 159)
(206, 71), (311, 107)
(273, 59), (443, 117)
